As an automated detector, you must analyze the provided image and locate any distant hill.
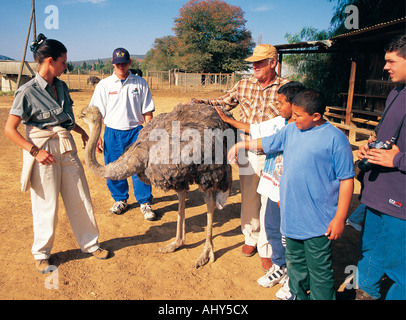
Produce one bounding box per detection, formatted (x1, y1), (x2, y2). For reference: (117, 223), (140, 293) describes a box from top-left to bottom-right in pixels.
(0, 54), (145, 64)
(71, 55), (145, 66)
(0, 55), (14, 61)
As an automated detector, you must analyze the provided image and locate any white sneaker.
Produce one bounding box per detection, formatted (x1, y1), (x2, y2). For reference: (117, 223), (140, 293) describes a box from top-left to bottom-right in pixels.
(257, 264), (287, 288)
(110, 200), (128, 215)
(141, 202), (156, 221)
(275, 275), (296, 300)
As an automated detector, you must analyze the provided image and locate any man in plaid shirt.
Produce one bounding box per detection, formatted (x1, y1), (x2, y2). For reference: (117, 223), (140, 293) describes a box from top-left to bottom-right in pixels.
(197, 44), (289, 271)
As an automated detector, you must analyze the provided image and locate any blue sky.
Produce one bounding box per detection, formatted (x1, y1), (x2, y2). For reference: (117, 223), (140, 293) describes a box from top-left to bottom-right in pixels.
(1, 0), (337, 62)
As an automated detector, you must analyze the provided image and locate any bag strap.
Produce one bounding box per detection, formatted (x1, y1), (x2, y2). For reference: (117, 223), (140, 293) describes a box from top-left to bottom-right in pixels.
(375, 85), (404, 134)
(390, 113), (406, 144)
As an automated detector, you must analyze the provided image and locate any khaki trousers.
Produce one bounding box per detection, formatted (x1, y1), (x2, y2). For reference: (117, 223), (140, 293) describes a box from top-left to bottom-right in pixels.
(239, 151), (272, 258)
(29, 137), (100, 260)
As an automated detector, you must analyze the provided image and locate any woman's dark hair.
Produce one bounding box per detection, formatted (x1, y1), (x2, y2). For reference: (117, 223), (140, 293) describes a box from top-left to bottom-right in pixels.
(30, 33), (67, 64)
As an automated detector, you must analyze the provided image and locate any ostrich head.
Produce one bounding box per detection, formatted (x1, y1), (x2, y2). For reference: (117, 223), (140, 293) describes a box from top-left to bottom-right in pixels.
(79, 106), (103, 126)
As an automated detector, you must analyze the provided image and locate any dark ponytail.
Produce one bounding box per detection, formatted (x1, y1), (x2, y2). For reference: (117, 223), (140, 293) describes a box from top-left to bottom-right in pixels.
(30, 33), (67, 64)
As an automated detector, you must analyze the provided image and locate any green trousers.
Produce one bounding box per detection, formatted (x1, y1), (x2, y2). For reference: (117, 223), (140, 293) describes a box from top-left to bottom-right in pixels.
(285, 236), (335, 300)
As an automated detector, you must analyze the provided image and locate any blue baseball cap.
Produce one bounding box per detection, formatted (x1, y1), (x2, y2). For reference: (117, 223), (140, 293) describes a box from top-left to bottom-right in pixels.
(112, 47), (130, 64)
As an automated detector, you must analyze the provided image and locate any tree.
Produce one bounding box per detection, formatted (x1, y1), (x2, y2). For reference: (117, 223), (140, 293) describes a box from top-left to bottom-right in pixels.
(94, 59), (104, 73)
(66, 61), (74, 73)
(142, 36), (180, 71)
(173, 0), (254, 72)
(329, 0), (405, 36)
(284, 27), (349, 104)
(130, 59), (141, 71)
(283, 0), (406, 104)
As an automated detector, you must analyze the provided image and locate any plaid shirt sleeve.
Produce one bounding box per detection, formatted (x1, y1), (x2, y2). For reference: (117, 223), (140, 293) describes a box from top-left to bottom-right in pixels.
(200, 80), (241, 109)
(201, 75), (289, 124)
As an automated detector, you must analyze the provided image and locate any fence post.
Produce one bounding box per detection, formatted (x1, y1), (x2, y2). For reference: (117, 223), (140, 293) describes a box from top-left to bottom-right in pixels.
(78, 69), (81, 90)
(66, 70), (70, 88)
(147, 70), (152, 89)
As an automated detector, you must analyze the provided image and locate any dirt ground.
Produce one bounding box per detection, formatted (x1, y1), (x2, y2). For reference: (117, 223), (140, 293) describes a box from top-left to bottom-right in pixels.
(0, 88), (362, 301)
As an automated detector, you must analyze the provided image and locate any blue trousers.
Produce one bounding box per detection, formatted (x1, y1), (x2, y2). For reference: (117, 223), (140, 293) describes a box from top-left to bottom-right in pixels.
(104, 126), (152, 204)
(264, 199), (286, 266)
(357, 207), (406, 300)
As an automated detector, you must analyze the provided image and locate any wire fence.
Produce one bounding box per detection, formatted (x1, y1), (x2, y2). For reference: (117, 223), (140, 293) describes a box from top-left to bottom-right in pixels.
(146, 70), (239, 92)
(59, 70), (107, 91)
(59, 70), (250, 92)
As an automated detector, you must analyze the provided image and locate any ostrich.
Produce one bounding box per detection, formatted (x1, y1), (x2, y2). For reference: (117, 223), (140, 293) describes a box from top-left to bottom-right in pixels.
(80, 102), (235, 267)
(129, 68), (143, 77)
(87, 76), (101, 88)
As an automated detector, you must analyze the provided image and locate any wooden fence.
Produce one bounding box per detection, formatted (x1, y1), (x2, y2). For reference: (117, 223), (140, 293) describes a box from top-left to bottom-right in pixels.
(59, 70), (107, 91)
(59, 70), (248, 92)
(146, 70), (238, 92)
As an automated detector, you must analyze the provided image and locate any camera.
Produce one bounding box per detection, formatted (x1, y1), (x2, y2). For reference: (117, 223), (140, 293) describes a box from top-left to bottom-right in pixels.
(357, 140), (393, 172)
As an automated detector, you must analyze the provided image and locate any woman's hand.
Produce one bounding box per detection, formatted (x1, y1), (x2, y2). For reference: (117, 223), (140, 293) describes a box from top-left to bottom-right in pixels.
(35, 149), (56, 165)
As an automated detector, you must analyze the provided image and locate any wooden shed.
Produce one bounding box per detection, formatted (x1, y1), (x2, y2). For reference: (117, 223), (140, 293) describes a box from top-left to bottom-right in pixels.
(275, 17), (406, 143)
(0, 60), (38, 92)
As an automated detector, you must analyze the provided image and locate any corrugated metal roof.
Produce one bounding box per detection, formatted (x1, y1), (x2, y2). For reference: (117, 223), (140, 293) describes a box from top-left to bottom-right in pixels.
(0, 61), (38, 76)
(275, 40), (332, 50)
(331, 16), (406, 40)
(274, 17), (405, 53)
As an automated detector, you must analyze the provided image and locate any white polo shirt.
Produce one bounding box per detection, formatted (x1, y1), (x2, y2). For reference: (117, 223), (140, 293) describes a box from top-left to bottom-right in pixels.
(89, 72), (155, 130)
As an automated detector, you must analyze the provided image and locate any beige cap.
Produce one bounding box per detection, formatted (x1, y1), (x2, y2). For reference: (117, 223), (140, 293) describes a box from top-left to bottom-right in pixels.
(245, 44), (278, 62)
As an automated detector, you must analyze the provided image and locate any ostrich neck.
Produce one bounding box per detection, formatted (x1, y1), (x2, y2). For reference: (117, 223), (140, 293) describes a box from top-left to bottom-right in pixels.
(84, 117), (140, 180)
(85, 120), (103, 174)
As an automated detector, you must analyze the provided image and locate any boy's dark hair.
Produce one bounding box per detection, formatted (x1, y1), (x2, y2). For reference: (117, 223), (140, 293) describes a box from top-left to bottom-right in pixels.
(292, 88), (326, 116)
(30, 33), (67, 64)
(385, 35), (406, 59)
(277, 81), (306, 103)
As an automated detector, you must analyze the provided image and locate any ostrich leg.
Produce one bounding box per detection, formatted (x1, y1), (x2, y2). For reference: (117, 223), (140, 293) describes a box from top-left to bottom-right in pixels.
(196, 190), (216, 268)
(159, 190), (187, 253)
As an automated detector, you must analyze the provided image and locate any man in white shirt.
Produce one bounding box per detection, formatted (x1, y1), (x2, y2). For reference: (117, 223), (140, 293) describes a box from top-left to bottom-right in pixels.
(89, 48), (156, 220)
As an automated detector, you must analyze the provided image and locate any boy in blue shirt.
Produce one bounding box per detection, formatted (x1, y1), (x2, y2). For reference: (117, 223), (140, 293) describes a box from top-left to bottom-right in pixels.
(228, 89), (355, 300)
(217, 82), (305, 298)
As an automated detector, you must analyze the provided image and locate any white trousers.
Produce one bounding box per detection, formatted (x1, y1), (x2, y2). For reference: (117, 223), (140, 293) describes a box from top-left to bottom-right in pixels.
(239, 151), (272, 258)
(30, 137), (100, 260)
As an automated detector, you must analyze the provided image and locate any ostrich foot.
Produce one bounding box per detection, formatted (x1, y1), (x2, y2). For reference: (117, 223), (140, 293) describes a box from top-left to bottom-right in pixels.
(159, 239), (184, 253)
(195, 247), (215, 268)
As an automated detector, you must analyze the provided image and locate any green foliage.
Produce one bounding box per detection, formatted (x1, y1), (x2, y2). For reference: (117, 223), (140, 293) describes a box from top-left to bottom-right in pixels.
(328, 0), (405, 36)
(144, 0), (254, 73)
(284, 27), (349, 104)
(66, 61), (74, 72)
(142, 36), (180, 71)
(0, 91), (14, 96)
(173, 0), (254, 72)
(101, 61), (113, 75)
(284, 0), (406, 104)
